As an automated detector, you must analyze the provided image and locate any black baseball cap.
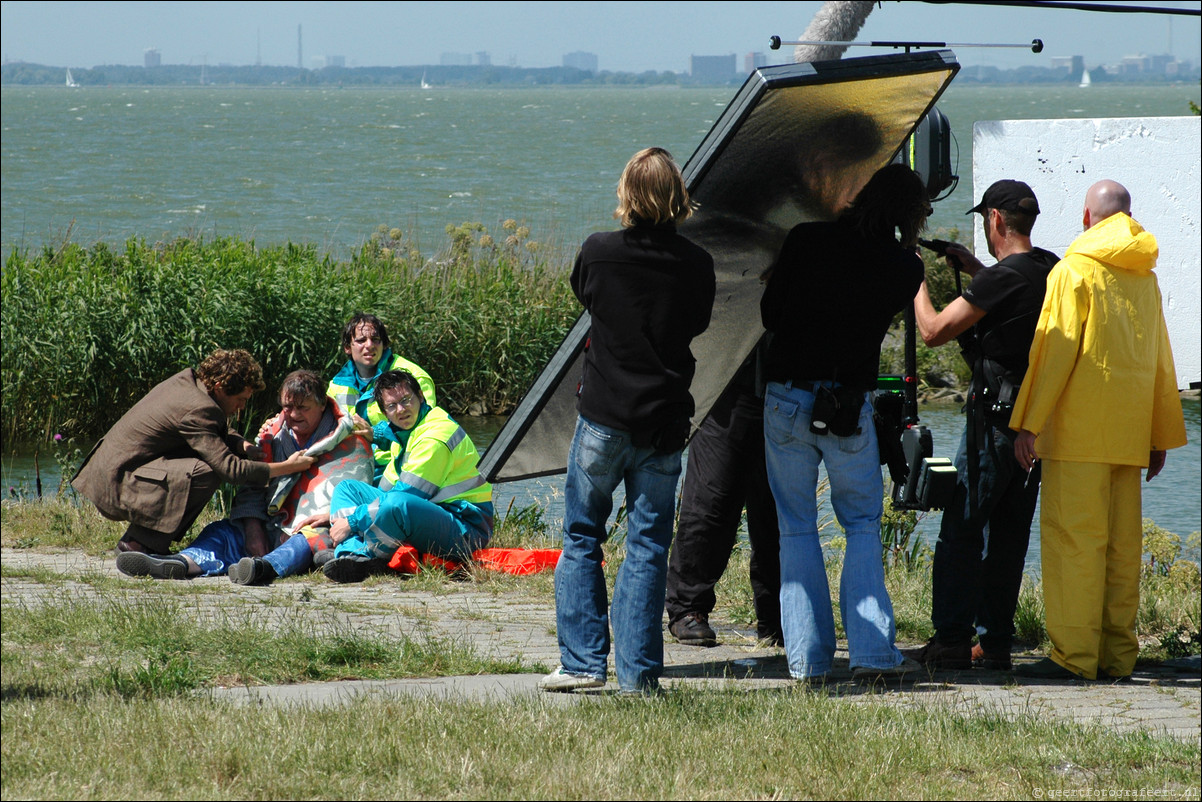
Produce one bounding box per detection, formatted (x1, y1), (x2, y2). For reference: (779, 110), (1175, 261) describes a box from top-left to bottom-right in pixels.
(966, 179), (1040, 215)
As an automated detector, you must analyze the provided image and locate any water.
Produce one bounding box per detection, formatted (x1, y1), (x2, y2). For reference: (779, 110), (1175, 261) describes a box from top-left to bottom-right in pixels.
(3, 83), (1198, 258)
(3, 80), (1200, 569)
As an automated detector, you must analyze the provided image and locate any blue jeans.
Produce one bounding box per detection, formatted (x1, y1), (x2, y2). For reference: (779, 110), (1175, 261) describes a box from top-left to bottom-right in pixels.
(931, 424), (1040, 651)
(180, 519), (313, 578)
(330, 480), (491, 562)
(555, 415), (682, 692)
(763, 382), (904, 678)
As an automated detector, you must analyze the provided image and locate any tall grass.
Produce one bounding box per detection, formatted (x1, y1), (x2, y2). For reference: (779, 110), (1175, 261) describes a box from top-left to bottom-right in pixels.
(1, 221), (578, 446)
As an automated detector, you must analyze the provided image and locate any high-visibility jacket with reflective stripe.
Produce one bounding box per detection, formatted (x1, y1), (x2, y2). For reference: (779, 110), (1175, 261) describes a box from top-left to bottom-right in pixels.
(326, 352), (436, 470)
(380, 406), (492, 509)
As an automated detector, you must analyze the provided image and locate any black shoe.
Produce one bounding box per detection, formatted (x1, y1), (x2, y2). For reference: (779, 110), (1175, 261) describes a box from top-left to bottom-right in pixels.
(971, 642), (1013, 671)
(669, 612), (717, 647)
(1014, 657), (1087, 680)
(912, 637), (972, 670)
(228, 557), (277, 586)
(116, 552), (188, 580)
(312, 549), (336, 568)
(323, 556), (389, 584)
(758, 629), (785, 647)
(1095, 667), (1131, 683)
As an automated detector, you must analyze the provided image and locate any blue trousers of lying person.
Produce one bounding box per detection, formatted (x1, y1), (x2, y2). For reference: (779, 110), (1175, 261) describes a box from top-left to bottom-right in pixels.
(180, 519), (313, 578)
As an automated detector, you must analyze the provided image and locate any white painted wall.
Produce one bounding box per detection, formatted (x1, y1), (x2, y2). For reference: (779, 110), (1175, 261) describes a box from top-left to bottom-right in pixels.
(971, 116), (1201, 388)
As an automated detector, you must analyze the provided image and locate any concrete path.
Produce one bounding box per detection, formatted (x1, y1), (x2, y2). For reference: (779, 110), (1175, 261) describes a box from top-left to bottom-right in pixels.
(2, 547), (1198, 742)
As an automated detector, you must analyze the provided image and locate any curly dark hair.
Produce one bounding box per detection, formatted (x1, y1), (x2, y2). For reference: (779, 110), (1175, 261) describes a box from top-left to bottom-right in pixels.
(196, 349), (266, 395)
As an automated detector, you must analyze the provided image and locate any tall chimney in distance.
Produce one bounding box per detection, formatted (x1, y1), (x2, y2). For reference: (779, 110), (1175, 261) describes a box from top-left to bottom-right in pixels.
(297, 24), (303, 69)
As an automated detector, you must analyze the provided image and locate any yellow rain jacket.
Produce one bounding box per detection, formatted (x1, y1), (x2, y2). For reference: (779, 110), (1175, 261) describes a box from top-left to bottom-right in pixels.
(1009, 213), (1187, 465)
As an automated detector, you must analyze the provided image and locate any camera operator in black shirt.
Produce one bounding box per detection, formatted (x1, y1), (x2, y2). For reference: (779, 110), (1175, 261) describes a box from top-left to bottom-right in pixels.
(912, 179), (1059, 671)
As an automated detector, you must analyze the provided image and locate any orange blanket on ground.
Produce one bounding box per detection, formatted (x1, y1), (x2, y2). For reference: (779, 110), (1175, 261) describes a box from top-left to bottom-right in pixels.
(388, 545), (561, 576)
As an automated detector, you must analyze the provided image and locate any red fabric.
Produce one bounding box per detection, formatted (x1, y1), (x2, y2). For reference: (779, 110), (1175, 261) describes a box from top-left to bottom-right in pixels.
(471, 548), (562, 576)
(388, 544), (422, 574)
(385, 546), (562, 576)
(306, 531), (333, 553)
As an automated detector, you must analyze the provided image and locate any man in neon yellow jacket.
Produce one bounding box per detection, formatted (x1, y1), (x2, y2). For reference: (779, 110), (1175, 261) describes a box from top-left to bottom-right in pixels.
(1010, 180), (1187, 681)
(300, 369), (493, 584)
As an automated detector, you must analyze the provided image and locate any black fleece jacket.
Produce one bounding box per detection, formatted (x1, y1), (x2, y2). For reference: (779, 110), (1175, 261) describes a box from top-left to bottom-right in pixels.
(571, 222), (715, 435)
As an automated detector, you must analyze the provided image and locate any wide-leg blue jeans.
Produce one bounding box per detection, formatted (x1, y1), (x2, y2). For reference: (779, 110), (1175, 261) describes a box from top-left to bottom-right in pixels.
(554, 415), (682, 692)
(763, 381), (904, 679)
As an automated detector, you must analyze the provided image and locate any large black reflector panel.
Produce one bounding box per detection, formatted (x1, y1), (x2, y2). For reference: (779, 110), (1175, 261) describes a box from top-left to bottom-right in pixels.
(481, 51), (958, 483)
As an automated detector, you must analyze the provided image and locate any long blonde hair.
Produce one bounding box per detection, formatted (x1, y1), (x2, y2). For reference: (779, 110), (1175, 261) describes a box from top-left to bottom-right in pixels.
(613, 147), (693, 227)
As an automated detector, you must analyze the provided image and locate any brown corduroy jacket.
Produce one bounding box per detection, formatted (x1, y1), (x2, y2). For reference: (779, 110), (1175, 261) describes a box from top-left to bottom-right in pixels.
(72, 369), (271, 533)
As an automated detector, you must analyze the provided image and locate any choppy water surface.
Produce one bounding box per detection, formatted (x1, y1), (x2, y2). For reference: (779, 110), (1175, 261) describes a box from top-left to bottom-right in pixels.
(3, 82), (1198, 257)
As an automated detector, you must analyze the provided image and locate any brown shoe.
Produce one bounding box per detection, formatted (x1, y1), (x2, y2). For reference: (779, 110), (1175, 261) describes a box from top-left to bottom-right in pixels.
(669, 612), (717, 647)
(115, 535), (150, 554)
(913, 638), (972, 670)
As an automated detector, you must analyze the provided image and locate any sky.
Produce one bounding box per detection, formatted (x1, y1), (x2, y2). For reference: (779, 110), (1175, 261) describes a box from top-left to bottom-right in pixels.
(1, 1), (1199, 73)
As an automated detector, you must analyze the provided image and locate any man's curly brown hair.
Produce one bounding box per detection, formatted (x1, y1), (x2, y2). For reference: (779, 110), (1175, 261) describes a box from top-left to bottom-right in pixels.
(197, 349), (266, 395)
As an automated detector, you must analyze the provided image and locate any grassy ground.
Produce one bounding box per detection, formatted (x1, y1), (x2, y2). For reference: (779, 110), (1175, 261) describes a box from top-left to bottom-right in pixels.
(2, 496), (1199, 799)
(3, 688), (1198, 800)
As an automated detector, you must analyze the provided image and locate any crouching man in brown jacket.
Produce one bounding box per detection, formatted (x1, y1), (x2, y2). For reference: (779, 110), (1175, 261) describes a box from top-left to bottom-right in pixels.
(72, 348), (314, 555)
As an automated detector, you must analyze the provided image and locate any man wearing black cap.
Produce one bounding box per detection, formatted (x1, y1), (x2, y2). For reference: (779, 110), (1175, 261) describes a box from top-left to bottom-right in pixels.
(911, 179), (1060, 671)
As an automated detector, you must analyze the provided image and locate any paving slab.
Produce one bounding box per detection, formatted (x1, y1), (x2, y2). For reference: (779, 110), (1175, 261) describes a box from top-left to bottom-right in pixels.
(2, 547), (1198, 742)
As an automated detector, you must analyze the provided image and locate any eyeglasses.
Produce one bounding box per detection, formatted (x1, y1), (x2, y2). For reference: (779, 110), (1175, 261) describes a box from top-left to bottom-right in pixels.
(383, 395), (417, 414)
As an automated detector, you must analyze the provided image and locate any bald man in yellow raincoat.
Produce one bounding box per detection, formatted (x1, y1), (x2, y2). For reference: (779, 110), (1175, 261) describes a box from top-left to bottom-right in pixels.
(1010, 180), (1187, 681)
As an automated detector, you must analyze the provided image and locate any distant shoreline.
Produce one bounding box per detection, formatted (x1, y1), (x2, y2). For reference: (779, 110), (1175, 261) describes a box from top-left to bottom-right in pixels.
(4, 60), (1199, 88)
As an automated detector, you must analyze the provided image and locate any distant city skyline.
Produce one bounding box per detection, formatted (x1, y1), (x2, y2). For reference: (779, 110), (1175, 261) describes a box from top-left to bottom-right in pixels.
(2, 1), (1200, 74)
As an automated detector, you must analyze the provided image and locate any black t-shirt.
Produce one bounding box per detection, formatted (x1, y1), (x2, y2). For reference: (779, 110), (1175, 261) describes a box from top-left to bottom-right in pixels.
(760, 219), (925, 392)
(957, 247), (1059, 375)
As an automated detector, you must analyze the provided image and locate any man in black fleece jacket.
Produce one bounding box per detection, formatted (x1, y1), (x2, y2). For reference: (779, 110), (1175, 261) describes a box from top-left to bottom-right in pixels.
(542, 147), (715, 695)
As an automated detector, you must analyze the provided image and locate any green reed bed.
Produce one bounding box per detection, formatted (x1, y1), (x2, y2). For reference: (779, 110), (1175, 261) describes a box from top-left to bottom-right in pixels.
(1, 221), (578, 445)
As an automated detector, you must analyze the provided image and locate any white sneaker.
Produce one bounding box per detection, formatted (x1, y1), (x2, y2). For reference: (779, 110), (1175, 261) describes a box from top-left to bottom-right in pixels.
(539, 666), (605, 692)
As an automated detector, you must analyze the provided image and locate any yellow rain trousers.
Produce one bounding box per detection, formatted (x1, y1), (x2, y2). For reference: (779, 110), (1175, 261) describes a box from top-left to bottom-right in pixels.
(1010, 212), (1187, 679)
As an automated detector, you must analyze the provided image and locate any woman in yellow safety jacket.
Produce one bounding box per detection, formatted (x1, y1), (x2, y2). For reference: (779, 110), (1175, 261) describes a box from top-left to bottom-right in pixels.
(316, 369), (493, 584)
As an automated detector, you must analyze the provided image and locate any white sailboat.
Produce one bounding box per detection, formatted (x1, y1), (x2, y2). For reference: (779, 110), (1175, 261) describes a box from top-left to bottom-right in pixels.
(1079, 68), (1091, 88)
(421, 70), (432, 89)
(65, 68), (79, 88)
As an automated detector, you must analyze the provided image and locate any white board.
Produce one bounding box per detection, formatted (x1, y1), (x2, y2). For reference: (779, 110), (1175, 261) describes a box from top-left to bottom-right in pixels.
(971, 116), (1201, 388)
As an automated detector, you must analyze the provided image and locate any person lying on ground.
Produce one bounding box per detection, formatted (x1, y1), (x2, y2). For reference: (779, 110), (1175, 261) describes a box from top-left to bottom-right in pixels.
(327, 312), (436, 481)
(115, 369), (373, 581)
(72, 348), (315, 557)
(292, 369), (493, 584)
